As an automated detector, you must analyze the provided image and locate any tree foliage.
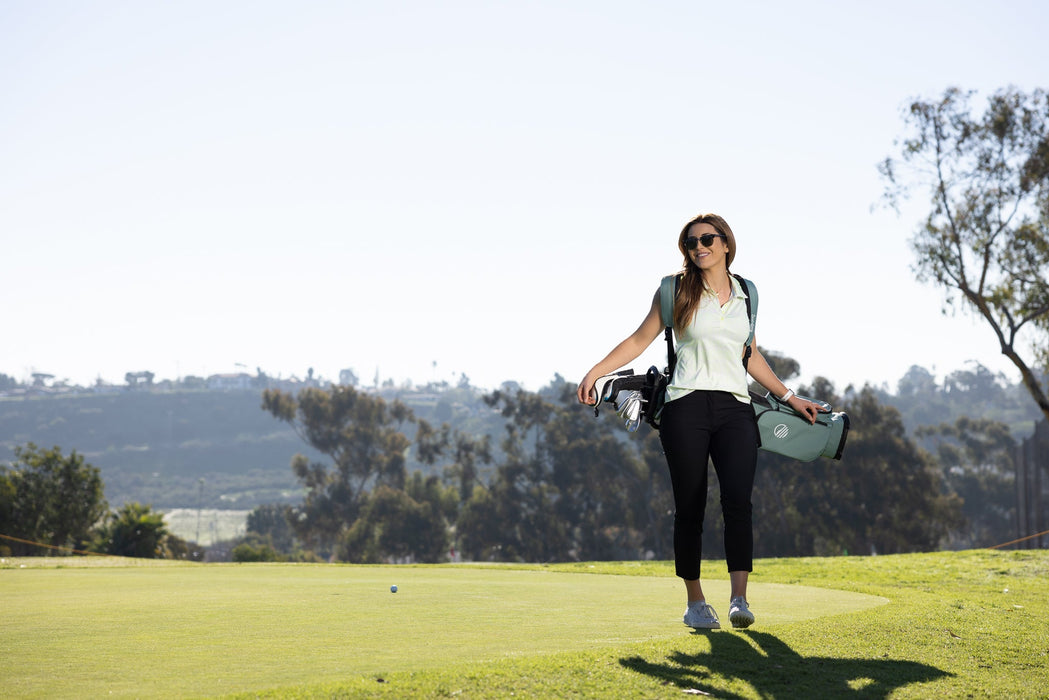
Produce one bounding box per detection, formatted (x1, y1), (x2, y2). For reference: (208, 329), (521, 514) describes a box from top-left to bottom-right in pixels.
(91, 501), (169, 558)
(234, 508), (322, 562)
(232, 533), (284, 562)
(916, 417), (1016, 548)
(457, 380), (673, 563)
(338, 484), (450, 563)
(0, 373), (17, 392)
(161, 532), (204, 561)
(879, 361), (1041, 435)
(880, 86), (1049, 422)
(246, 503), (297, 553)
(262, 385), (417, 557)
(0, 444), (107, 555)
(261, 384), (472, 563)
(254, 370), (995, 564)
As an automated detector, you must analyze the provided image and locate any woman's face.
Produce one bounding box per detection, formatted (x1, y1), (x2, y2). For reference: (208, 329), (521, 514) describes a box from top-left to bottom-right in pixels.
(685, 222), (730, 272)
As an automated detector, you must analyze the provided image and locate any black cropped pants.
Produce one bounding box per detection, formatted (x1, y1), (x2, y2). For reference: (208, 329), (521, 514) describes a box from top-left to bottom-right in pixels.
(659, 390), (758, 580)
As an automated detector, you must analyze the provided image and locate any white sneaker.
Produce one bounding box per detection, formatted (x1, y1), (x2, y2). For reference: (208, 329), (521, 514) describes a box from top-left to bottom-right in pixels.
(683, 601), (721, 629)
(729, 597), (754, 629)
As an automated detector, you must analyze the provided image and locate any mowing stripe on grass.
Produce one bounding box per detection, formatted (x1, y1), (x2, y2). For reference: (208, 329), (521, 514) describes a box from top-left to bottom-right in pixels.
(1, 561), (886, 698)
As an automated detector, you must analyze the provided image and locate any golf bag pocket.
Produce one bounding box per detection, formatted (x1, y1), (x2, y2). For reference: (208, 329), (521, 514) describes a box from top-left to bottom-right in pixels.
(750, 391), (849, 461)
(640, 366), (669, 430)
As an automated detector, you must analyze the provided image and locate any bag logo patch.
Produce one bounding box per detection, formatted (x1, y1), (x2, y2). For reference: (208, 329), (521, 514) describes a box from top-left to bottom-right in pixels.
(773, 423), (790, 439)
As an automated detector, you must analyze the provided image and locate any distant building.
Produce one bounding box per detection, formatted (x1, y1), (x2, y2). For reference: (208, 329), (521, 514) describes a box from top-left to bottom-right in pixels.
(31, 372), (55, 387)
(207, 373), (253, 391)
(125, 371), (155, 389)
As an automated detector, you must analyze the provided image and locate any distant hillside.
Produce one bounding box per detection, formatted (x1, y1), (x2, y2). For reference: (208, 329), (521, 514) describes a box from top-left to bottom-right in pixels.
(0, 384), (506, 512)
(872, 364), (1043, 441)
(0, 390), (314, 509)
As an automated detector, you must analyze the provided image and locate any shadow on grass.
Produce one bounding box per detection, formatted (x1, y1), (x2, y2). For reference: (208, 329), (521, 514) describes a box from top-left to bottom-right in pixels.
(620, 630), (950, 698)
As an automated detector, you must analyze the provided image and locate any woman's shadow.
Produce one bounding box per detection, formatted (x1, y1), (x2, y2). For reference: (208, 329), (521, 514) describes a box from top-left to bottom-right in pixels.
(620, 630), (950, 698)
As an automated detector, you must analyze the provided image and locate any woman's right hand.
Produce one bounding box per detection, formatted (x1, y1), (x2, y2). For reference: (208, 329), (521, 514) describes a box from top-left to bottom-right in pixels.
(576, 376), (597, 405)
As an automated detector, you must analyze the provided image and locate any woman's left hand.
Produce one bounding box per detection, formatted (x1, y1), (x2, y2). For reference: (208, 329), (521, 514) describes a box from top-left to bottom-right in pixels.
(788, 396), (822, 424)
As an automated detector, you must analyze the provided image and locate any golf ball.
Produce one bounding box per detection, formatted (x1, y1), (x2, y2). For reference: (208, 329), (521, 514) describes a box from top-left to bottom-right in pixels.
(390, 585), (398, 593)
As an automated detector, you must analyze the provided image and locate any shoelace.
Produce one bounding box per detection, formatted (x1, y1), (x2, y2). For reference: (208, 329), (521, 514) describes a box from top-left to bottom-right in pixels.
(692, 603), (719, 621)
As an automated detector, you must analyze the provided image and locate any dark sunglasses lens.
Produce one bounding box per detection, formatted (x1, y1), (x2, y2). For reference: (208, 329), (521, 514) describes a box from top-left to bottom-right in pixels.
(685, 234), (718, 249)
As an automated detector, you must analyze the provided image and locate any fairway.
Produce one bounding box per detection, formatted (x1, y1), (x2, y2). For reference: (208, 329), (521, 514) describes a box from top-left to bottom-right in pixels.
(2, 559), (884, 698)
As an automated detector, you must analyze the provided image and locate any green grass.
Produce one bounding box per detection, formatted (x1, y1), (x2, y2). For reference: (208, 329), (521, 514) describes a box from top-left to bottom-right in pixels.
(2, 550), (1047, 698)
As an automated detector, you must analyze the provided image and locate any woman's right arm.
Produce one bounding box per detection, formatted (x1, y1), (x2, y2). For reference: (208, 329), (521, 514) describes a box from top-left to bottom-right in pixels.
(576, 289), (665, 405)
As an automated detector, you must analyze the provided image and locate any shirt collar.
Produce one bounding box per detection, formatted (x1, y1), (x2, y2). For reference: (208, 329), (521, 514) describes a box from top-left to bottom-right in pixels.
(730, 274), (748, 299)
(704, 274), (747, 300)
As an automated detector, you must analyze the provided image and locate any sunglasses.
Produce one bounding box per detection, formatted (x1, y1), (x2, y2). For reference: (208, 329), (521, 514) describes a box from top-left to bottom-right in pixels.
(684, 233), (727, 250)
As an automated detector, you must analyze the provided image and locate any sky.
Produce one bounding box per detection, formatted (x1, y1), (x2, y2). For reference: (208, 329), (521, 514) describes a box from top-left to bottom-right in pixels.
(3, 0), (1048, 395)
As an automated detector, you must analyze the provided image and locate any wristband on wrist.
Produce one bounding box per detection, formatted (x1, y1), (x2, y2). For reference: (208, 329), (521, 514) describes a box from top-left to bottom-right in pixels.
(779, 389), (795, 402)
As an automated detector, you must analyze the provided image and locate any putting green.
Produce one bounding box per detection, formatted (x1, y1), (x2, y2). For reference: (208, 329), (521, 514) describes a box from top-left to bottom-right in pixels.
(2, 560), (886, 698)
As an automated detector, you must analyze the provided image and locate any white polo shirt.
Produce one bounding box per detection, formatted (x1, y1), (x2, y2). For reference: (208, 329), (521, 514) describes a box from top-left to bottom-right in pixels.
(665, 275), (752, 405)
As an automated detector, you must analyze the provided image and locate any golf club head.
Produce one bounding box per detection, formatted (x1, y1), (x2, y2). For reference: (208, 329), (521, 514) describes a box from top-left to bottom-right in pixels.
(615, 390), (643, 432)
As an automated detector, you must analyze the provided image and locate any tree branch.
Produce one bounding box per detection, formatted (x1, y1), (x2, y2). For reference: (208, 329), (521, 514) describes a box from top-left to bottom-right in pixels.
(1014, 301), (1049, 335)
(1001, 344), (1049, 416)
(960, 285), (1011, 357)
(980, 180), (1024, 297)
(933, 119), (969, 289)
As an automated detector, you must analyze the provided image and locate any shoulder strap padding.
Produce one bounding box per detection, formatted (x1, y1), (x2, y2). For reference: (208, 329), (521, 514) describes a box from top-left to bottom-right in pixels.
(659, 273), (680, 329)
(734, 274), (758, 346)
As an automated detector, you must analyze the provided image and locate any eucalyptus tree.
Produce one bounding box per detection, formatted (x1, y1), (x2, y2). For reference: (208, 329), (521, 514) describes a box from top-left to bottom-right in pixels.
(262, 385), (416, 557)
(880, 86), (1049, 422)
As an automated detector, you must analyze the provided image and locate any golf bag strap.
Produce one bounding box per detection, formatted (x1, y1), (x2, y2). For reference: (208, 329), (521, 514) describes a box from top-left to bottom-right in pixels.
(659, 274), (681, 379)
(736, 275), (758, 346)
(665, 326), (676, 378)
(659, 274), (679, 328)
(733, 274), (758, 370)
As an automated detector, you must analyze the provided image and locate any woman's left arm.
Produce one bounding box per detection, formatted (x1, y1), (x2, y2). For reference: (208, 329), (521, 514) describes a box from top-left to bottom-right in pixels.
(746, 339), (821, 423)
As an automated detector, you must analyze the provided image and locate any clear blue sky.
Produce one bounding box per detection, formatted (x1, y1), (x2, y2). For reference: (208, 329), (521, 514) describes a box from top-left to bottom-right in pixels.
(3, 1), (1047, 393)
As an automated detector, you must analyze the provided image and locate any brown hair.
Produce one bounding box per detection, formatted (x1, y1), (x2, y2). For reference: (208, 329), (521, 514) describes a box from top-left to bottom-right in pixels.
(673, 213), (737, 330)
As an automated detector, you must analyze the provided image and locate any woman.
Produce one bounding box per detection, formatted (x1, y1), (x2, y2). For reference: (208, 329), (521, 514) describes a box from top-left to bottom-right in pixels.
(576, 212), (820, 630)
